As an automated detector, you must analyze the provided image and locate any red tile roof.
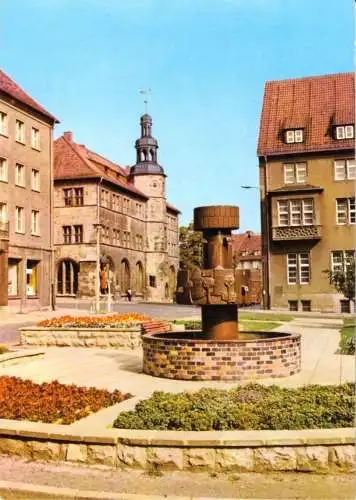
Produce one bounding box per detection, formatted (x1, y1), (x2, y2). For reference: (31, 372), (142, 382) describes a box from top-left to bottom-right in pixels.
(54, 133), (148, 199)
(232, 231), (261, 260)
(0, 69), (59, 123)
(257, 72), (354, 157)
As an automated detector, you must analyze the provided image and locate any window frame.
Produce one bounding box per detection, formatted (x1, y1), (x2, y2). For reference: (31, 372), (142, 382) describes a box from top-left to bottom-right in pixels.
(331, 250), (355, 273)
(277, 198), (314, 227)
(0, 111), (8, 136)
(284, 129), (304, 144)
(31, 210), (40, 235)
(0, 202), (8, 224)
(15, 163), (25, 187)
(63, 226), (72, 244)
(0, 157), (8, 182)
(335, 125), (354, 140)
(287, 252), (310, 285)
(336, 198), (355, 225)
(15, 206), (24, 233)
(31, 169), (40, 192)
(15, 119), (25, 143)
(73, 225), (83, 244)
(31, 127), (40, 150)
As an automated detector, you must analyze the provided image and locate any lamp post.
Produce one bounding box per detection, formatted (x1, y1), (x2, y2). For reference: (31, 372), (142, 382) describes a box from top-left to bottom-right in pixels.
(240, 185), (270, 310)
(93, 223), (102, 314)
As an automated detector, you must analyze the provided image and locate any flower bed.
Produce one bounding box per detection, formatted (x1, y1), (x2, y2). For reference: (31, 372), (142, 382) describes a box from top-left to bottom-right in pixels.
(0, 376), (131, 424)
(113, 383), (355, 431)
(38, 313), (152, 328)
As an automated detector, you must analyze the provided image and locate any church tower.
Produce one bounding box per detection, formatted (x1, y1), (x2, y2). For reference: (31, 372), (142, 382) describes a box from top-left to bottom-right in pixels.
(129, 114), (168, 301)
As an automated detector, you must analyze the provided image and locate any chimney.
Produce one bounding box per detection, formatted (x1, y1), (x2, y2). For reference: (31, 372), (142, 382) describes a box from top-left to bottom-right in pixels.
(63, 131), (73, 142)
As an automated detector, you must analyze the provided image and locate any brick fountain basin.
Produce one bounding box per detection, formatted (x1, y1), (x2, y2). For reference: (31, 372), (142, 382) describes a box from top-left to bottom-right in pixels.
(142, 331), (301, 381)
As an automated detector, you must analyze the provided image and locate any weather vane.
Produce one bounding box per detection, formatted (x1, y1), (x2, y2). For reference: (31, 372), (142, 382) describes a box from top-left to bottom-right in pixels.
(139, 88), (151, 113)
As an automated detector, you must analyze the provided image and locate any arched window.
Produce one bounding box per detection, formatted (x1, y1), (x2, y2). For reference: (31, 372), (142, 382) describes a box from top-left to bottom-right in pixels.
(135, 261), (144, 294)
(57, 259), (79, 295)
(120, 259), (130, 292)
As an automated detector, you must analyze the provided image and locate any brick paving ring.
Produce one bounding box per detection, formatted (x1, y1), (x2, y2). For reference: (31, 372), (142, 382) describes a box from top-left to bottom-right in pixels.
(142, 330), (301, 381)
(143, 205), (301, 381)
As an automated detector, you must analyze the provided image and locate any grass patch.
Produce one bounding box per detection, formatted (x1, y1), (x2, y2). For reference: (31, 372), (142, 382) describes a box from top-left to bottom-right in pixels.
(0, 376), (131, 424)
(113, 383), (354, 431)
(240, 321), (280, 332)
(239, 312), (293, 322)
(339, 319), (355, 355)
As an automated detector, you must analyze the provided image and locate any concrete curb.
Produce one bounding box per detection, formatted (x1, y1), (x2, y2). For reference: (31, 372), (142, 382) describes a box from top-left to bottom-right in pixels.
(0, 480), (254, 500)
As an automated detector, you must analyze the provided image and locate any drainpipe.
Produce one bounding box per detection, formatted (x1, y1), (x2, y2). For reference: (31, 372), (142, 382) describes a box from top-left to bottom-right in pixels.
(50, 124), (56, 310)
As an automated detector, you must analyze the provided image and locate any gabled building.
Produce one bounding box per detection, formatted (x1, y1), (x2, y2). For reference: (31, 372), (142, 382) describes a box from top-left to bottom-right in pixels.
(258, 72), (354, 312)
(54, 113), (180, 302)
(232, 231), (262, 306)
(0, 69), (58, 311)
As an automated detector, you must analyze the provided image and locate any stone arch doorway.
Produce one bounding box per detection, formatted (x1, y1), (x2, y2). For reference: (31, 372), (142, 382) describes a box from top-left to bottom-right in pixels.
(120, 259), (130, 293)
(134, 261), (144, 294)
(57, 259), (79, 295)
(168, 265), (176, 297)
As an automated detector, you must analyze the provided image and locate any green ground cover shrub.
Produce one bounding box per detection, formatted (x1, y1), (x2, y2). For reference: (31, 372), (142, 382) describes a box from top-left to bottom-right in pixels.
(339, 319), (355, 355)
(0, 345), (9, 355)
(113, 383), (354, 431)
(239, 312), (293, 322)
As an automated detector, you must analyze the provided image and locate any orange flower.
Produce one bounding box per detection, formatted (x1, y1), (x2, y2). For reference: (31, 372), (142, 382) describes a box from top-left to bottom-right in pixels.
(37, 313), (152, 328)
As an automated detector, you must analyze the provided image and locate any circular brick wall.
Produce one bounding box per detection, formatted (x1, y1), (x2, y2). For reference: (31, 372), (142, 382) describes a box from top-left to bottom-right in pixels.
(143, 331), (301, 381)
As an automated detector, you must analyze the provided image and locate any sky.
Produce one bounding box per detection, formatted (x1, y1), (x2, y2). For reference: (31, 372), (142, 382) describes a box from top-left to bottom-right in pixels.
(0, 0), (353, 230)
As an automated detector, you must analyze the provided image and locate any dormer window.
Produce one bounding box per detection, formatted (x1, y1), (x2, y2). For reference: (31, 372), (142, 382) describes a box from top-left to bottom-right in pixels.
(335, 125), (354, 140)
(285, 129), (303, 144)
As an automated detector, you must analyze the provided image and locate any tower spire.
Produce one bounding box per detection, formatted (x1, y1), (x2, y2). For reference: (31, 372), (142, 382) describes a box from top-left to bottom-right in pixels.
(139, 88), (151, 114)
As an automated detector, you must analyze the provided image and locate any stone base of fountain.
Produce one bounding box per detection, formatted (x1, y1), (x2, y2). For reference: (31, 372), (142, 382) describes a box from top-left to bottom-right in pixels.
(142, 331), (301, 381)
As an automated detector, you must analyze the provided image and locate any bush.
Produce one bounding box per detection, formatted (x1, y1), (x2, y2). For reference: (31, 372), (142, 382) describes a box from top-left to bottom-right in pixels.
(0, 345), (9, 355)
(172, 320), (201, 330)
(113, 383), (355, 431)
(339, 324), (355, 355)
(38, 313), (152, 328)
(0, 376), (131, 424)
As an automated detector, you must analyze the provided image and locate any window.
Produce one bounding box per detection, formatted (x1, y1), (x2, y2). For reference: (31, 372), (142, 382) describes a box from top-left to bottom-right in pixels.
(340, 300), (351, 313)
(15, 120), (25, 143)
(63, 226), (72, 244)
(283, 162), (307, 184)
(335, 125), (354, 140)
(0, 158), (8, 182)
(15, 163), (25, 186)
(334, 159), (356, 181)
(331, 250), (355, 273)
(31, 127), (40, 149)
(0, 203), (7, 224)
(285, 129), (303, 144)
(15, 206), (24, 233)
(74, 188), (83, 205)
(287, 253), (310, 284)
(277, 199), (314, 226)
(31, 210), (39, 235)
(26, 260), (39, 296)
(301, 300), (311, 312)
(336, 198), (355, 224)
(0, 112), (8, 135)
(149, 275), (157, 287)
(63, 187), (84, 206)
(8, 258), (20, 296)
(31, 169), (40, 191)
(288, 300), (298, 311)
(73, 225), (83, 243)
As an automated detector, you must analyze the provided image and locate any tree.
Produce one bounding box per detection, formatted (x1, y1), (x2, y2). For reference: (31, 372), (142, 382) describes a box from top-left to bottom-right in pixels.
(179, 222), (203, 270)
(326, 254), (355, 305)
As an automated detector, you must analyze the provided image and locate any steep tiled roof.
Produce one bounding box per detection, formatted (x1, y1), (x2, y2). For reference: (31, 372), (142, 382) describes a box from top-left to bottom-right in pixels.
(54, 133), (148, 199)
(0, 69), (59, 123)
(232, 231), (261, 260)
(257, 72), (354, 156)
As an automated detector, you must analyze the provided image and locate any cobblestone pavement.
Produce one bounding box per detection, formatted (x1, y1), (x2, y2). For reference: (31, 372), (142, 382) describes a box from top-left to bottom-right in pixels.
(0, 456), (354, 499)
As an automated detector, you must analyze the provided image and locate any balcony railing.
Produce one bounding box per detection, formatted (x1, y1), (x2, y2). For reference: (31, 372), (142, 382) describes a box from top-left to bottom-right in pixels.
(0, 221), (9, 240)
(272, 225), (322, 241)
